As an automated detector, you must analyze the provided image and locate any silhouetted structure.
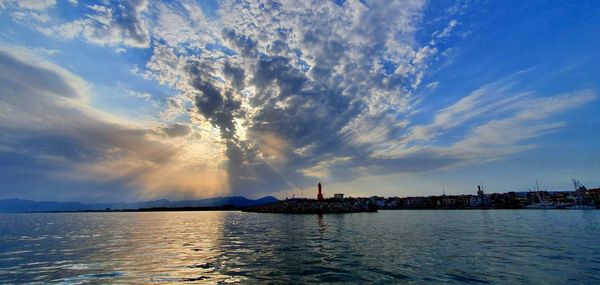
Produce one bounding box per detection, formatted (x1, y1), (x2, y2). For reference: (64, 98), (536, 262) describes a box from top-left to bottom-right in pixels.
(243, 182), (378, 213)
(317, 182), (324, 201)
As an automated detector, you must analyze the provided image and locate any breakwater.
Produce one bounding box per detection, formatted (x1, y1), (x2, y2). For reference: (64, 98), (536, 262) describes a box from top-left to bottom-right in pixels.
(242, 199), (377, 214)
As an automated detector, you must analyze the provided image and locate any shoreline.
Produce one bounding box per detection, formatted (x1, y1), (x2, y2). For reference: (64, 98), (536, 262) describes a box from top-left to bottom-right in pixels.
(2, 207), (597, 214)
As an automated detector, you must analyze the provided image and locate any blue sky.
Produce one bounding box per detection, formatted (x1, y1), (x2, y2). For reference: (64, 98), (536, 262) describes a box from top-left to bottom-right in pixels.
(0, 0), (598, 202)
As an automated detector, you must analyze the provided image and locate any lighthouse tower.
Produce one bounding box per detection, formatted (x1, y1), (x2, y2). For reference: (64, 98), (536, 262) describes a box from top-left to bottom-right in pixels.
(317, 182), (324, 201)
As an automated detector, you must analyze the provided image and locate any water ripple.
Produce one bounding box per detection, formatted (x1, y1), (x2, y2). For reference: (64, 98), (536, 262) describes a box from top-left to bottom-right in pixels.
(0, 210), (599, 283)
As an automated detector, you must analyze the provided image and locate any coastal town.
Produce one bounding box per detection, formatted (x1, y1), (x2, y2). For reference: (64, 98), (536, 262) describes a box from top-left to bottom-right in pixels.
(368, 181), (600, 210)
(243, 183), (378, 213)
(248, 179), (600, 213)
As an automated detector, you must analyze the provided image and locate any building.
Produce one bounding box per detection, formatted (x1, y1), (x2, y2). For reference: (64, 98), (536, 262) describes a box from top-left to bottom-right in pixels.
(470, 185), (489, 207)
(333, 193), (344, 199)
(370, 196), (386, 207)
(317, 182), (324, 201)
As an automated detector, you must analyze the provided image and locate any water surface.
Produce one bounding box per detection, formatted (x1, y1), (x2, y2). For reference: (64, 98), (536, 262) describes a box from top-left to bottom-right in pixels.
(1, 210), (599, 284)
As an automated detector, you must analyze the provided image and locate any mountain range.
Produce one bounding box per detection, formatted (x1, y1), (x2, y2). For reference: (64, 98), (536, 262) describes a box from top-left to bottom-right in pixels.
(0, 196), (278, 213)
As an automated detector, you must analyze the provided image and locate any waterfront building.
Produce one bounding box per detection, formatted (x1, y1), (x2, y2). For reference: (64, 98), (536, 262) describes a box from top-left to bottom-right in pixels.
(370, 196), (386, 207)
(469, 185), (490, 207)
(479, 185), (491, 206)
(404, 197), (426, 208)
(333, 193), (344, 199)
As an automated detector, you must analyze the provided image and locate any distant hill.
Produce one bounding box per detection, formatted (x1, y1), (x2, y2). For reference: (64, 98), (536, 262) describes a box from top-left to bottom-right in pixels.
(0, 196), (278, 213)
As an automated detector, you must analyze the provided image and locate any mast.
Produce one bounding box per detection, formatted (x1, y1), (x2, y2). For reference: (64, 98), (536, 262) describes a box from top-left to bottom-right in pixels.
(535, 179), (542, 203)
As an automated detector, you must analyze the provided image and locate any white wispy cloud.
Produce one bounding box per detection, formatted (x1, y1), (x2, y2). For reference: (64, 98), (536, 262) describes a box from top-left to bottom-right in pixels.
(372, 78), (596, 165)
(23, 0), (151, 48)
(406, 80), (522, 142)
(447, 90), (596, 157)
(434, 19), (458, 39)
(17, 0), (55, 11)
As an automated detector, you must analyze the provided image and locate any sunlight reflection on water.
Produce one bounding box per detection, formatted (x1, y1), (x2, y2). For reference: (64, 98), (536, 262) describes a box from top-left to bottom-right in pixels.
(1, 210), (600, 283)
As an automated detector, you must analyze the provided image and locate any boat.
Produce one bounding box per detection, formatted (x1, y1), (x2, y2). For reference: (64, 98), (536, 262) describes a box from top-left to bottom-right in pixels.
(525, 180), (556, 209)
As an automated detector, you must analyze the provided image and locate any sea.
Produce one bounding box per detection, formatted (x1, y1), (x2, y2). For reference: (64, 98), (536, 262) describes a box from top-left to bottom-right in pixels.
(1, 210), (599, 284)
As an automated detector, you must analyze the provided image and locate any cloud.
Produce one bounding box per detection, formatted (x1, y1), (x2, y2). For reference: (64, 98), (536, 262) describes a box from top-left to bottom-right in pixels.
(301, 156), (353, 179)
(143, 0), (434, 189)
(17, 0), (55, 11)
(406, 80), (522, 142)
(2, 1), (596, 199)
(445, 90), (596, 159)
(0, 48), (88, 102)
(414, 46), (438, 64)
(372, 79), (596, 166)
(138, 0), (597, 193)
(125, 89), (153, 101)
(162, 123), (191, 138)
(31, 0), (151, 48)
(434, 19), (458, 39)
(0, 48), (228, 201)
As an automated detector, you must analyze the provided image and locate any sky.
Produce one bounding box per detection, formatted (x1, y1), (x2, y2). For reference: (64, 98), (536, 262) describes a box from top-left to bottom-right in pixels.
(0, 0), (599, 202)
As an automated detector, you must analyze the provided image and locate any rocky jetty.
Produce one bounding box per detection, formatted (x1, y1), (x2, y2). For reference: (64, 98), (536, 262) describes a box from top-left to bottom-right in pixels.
(242, 199), (377, 214)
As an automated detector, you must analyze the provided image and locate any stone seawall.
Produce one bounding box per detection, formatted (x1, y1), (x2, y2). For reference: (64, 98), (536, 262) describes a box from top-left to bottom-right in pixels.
(242, 199), (377, 214)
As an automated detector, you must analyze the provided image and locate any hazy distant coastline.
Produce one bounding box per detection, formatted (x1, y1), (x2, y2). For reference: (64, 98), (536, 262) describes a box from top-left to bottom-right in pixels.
(0, 196), (278, 213)
(3, 184), (599, 213)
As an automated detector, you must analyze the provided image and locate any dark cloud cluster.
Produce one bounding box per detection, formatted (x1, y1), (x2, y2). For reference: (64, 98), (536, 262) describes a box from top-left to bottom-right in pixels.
(114, 0), (151, 47)
(179, 29), (368, 193)
(162, 123), (191, 137)
(146, 0), (444, 194)
(187, 61), (241, 141)
(183, 56), (291, 194)
(222, 62), (246, 91)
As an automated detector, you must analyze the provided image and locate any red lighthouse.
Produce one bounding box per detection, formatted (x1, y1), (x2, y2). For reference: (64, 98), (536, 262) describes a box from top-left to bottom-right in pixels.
(317, 182), (324, 201)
